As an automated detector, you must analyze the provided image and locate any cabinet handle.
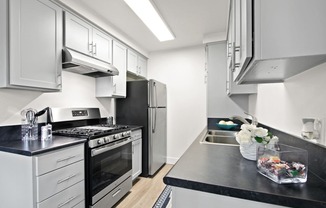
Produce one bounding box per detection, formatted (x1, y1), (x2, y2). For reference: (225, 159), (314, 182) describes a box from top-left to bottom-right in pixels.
(114, 84), (116, 93)
(57, 155), (76, 163)
(89, 43), (93, 54)
(57, 74), (62, 88)
(57, 174), (77, 184)
(57, 195), (78, 208)
(93, 43), (97, 55)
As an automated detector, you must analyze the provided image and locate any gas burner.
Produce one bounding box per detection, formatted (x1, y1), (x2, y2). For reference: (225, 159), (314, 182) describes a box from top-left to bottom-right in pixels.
(53, 124), (130, 139)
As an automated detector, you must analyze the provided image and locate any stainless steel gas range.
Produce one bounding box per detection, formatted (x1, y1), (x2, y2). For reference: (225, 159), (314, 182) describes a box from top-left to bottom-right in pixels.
(50, 108), (132, 208)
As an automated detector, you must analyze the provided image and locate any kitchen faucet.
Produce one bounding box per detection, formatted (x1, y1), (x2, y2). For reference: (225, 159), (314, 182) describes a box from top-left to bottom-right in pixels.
(229, 112), (258, 126)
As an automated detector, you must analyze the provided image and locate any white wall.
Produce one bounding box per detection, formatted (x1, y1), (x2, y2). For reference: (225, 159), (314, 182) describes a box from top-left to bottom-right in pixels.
(249, 62), (326, 142)
(207, 42), (249, 118)
(0, 71), (114, 125)
(147, 46), (207, 164)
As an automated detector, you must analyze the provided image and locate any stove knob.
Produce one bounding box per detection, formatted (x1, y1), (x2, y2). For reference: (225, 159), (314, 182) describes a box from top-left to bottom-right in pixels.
(97, 138), (104, 145)
(105, 137), (110, 142)
(122, 132), (129, 137)
(114, 134), (120, 140)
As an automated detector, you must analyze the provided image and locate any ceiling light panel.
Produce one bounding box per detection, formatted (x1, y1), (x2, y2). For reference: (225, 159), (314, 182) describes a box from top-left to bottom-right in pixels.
(124, 0), (175, 42)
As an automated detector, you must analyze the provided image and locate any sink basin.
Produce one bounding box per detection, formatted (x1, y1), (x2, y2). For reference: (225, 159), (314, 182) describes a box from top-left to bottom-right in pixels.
(200, 130), (239, 146)
(207, 130), (236, 136)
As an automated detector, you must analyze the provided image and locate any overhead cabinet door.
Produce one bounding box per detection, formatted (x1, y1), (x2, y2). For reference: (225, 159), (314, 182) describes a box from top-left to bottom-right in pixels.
(93, 28), (113, 63)
(112, 40), (127, 97)
(9, 0), (62, 90)
(64, 12), (93, 56)
(127, 49), (138, 74)
(64, 12), (113, 64)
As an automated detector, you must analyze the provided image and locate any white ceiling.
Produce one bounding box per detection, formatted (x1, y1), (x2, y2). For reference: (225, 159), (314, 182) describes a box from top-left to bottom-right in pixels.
(61, 0), (229, 52)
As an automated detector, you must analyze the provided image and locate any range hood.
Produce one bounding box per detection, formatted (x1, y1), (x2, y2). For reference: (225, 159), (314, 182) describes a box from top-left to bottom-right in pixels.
(62, 48), (119, 77)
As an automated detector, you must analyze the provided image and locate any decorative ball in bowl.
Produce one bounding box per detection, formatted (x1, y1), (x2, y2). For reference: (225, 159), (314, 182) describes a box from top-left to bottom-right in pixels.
(216, 120), (238, 130)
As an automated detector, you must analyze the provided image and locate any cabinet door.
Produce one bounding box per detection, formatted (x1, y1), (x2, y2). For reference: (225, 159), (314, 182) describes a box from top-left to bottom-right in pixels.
(233, 0), (253, 81)
(127, 49), (138, 74)
(64, 12), (93, 56)
(132, 139), (142, 180)
(138, 56), (147, 78)
(93, 28), (113, 63)
(112, 40), (127, 97)
(9, 0), (62, 90)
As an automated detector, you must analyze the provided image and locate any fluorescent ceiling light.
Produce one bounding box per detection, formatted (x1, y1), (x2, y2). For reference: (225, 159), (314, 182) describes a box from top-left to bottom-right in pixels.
(124, 0), (175, 42)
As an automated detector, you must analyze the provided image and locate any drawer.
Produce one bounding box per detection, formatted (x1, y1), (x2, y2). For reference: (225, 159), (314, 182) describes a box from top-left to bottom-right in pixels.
(37, 180), (84, 208)
(36, 160), (84, 202)
(93, 177), (132, 208)
(34, 144), (84, 176)
(72, 200), (85, 208)
(131, 129), (142, 140)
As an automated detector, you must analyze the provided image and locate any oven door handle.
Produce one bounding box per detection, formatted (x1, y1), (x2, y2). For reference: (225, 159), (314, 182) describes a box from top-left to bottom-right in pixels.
(91, 138), (131, 157)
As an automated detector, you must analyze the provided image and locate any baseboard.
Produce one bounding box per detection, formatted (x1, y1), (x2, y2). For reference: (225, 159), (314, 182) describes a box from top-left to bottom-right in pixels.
(166, 157), (179, 164)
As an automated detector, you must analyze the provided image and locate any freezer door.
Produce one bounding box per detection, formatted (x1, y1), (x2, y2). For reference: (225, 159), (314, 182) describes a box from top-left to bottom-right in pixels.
(148, 107), (167, 175)
(149, 79), (167, 108)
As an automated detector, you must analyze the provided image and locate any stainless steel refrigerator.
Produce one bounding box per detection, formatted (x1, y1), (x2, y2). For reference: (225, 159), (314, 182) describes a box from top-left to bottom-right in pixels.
(116, 79), (167, 177)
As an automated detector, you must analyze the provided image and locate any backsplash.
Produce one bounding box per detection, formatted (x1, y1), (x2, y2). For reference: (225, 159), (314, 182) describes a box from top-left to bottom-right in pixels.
(0, 71), (114, 126)
(208, 118), (326, 182)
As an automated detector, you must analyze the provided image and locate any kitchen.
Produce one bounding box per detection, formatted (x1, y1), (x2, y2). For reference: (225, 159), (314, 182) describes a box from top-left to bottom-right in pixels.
(0, 0), (326, 208)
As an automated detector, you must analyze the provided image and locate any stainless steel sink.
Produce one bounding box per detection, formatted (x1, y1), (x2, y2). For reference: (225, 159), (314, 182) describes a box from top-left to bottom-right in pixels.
(200, 130), (239, 146)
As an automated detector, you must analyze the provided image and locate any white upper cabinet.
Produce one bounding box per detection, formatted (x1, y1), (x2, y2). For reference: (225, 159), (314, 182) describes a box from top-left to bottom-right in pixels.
(233, 0), (326, 84)
(64, 12), (92, 56)
(64, 12), (112, 64)
(96, 40), (127, 98)
(92, 28), (113, 63)
(0, 0), (62, 91)
(127, 49), (147, 78)
(127, 49), (138, 74)
(112, 41), (127, 97)
(138, 56), (147, 78)
(226, 0), (256, 95)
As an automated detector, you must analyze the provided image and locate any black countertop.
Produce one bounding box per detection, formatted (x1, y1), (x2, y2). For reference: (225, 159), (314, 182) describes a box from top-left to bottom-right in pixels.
(0, 124), (141, 156)
(0, 136), (86, 156)
(164, 128), (326, 208)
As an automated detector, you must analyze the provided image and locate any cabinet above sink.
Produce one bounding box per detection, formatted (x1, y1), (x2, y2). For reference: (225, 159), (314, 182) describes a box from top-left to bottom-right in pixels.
(230, 0), (326, 84)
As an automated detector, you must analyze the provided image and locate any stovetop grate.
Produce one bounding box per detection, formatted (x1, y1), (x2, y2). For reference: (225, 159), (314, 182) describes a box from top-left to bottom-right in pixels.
(53, 124), (129, 138)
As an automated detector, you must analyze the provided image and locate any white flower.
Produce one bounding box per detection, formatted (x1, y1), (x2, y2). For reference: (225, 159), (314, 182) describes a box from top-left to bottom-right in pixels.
(237, 124), (277, 145)
(236, 130), (252, 144)
(269, 136), (279, 144)
(254, 127), (268, 138)
(240, 124), (256, 132)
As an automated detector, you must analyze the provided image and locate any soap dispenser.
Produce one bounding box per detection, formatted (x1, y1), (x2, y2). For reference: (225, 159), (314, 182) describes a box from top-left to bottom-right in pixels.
(301, 118), (321, 141)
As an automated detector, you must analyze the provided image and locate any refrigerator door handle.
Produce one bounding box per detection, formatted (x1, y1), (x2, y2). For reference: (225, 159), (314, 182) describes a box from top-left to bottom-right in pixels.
(152, 82), (157, 133)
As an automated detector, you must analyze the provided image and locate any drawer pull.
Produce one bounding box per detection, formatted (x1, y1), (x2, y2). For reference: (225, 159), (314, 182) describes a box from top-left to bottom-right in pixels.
(57, 155), (76, 163)
(57, 174), (77, 184)
(57, 195), (78, 208)
(112, 189), (121, 198)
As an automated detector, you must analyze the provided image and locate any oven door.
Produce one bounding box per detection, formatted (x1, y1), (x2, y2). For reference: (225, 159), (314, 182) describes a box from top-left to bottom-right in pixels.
(90, 137), (132, 205)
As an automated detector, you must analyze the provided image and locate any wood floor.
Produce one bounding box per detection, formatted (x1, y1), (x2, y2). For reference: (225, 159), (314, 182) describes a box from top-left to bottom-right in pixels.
(115, 164), (173, 208)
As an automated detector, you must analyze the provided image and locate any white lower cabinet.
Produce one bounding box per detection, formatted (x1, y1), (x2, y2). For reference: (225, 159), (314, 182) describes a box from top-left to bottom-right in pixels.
(37, 180), (84, 208)
(0, 143), (85, 208)
(172, 186), (289, 208)
(131, 129), (142, 180)
(36, 160), (84, 202)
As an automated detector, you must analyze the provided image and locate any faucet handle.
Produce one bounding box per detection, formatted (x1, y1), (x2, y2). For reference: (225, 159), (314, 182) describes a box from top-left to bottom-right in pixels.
(244, 112), (258, 126)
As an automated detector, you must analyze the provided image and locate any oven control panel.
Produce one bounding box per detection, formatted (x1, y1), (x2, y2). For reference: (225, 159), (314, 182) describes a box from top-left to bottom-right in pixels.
(89, 131), (131, 148)
(72, 110), (88, 117)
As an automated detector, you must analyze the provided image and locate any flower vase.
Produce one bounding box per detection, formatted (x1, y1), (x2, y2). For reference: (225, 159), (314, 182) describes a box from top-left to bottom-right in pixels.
(239, 142), (259, 161)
